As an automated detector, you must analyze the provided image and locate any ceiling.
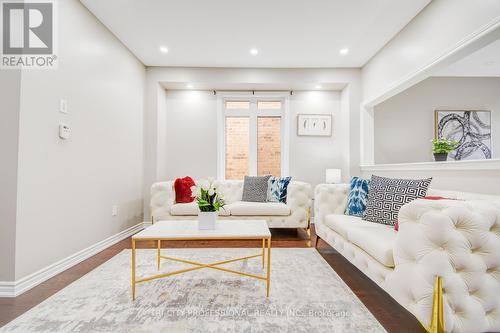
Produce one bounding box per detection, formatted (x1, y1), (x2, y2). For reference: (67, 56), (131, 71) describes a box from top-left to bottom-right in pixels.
(435, 38), (500, 77)
(80, 0), (430, 68)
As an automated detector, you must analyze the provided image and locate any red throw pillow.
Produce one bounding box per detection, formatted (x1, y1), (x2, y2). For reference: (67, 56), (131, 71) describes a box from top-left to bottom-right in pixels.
(174, 176), (195, 203)
(394, 196), (456, 231)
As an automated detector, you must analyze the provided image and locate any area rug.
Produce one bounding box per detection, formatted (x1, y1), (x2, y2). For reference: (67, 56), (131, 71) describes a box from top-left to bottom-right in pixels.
(1, 248), (386, 332)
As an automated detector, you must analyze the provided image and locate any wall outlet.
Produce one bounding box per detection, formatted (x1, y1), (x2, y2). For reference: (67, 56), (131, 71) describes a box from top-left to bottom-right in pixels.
(112, 205), (118, 216)
(59, 123), (71, 139)
(60, 99), (68, 114)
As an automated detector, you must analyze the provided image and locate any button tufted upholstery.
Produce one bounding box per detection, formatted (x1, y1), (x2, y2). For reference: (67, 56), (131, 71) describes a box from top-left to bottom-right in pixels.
(150, 180), (312, 228)
(314, 183), (500, 333)
(392, 198), (500, 333)
(314, 183), (350, 223)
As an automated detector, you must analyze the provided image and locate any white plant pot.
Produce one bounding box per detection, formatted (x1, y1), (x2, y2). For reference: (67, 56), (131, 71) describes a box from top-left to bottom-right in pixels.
(198, 211), (217, 230)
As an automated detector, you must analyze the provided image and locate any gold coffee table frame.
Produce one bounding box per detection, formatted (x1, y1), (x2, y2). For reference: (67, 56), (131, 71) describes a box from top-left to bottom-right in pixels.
(131, 236), (271, 300)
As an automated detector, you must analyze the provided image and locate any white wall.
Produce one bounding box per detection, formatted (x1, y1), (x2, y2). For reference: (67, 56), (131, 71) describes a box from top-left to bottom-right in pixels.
(359, 1), (500, 165)
(160, 90), (344, 189)
(374, 77), (500, 164)
(144, 68), (361, 216)
(13, 0), (145, 280)
(361, 162), (500, 195)
(163, 90), (218, 179)
(362, 0), (500, 104)
(0, 70), (21, 281)
(289, 91), (344, 187)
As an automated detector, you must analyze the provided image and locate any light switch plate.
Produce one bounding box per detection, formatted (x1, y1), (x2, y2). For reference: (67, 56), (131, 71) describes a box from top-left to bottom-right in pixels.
(60, 99), (68, 114)
(112, 205), (118, 216)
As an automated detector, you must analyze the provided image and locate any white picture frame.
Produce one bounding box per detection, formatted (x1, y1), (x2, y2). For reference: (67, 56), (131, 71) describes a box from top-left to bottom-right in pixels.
(297, 114), (332, 136)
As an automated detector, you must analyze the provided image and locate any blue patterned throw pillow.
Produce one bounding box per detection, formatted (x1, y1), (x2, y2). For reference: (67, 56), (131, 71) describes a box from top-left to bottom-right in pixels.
(267, 177), (292, 203)
(345, 177), (370, 217)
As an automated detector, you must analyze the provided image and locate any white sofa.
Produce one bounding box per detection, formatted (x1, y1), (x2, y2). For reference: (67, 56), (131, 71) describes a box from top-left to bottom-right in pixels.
(314, 184), (500, 333)
(150, 180), (312, 230)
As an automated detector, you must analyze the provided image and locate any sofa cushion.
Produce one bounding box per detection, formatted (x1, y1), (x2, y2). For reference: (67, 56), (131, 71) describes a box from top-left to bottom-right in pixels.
(170, 202), (199, 216)
(347, 225), (396, 267)
(323, 214), (395, 267)
(218, 206), (231, 216)
(170, 202), (231, 216)
(228, 201), (290, 216)
(323, 214), (369, 238)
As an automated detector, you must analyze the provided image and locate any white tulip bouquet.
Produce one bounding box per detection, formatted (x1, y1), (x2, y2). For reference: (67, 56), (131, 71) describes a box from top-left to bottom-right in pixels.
(190, 178), (225, 212)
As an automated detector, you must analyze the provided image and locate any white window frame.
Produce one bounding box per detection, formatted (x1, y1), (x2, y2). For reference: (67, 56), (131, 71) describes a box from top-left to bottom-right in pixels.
(217, 92), (290, 180)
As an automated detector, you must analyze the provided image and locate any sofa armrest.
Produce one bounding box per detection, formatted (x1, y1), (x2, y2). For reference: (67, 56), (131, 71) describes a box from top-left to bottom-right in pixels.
(388, 199), (500, 333)
(314, 183), (350, 225)
(286, 181), (312, 221)
(150, 181), (175, 222)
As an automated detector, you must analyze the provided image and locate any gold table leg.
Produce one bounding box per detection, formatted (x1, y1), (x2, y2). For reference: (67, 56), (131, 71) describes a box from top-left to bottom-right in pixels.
(132, 239), (136, 301)
(266, 237), (271, 297)
(157, 240), (161, 271)
(132, 237), (272, 299)
(262, 239), (265, 269)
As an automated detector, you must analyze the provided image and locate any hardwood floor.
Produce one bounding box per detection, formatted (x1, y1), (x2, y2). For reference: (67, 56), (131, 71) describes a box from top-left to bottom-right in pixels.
(0, 226), (425, 332)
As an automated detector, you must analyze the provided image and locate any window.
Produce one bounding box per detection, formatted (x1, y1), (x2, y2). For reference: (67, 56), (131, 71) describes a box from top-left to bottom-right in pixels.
(225, 117), (249, 180)
(257, 101), (282, 110)
(219, 96), (288, 180)
(257, 117), (281, 176)
(225, 101), (250, 109)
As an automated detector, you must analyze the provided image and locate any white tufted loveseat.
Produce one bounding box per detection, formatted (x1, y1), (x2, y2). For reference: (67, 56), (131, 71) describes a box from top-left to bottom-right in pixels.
(150, 180), (312, 230)
(314, 183), (500, 333)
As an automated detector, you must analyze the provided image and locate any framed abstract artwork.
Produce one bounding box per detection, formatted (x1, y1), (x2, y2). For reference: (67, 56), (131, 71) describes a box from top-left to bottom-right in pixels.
(434, 110), (492, 160)
(297, 114), (332, 136)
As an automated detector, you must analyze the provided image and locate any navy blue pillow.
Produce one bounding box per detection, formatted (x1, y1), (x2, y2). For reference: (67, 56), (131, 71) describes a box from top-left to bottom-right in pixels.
(345, 177), (370, 217)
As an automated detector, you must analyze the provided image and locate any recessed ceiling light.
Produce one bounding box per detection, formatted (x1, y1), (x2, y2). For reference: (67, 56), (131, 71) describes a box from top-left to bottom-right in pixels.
(250, 48), (259, 55)
(186, 84), (194, 89)
(315, 85), (322, 89)
(339, 48), (349, 55)
(159, 46), (169, 53)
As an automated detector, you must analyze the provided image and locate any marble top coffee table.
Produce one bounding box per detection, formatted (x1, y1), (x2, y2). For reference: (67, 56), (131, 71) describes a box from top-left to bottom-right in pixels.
(131, 220), (272, 300)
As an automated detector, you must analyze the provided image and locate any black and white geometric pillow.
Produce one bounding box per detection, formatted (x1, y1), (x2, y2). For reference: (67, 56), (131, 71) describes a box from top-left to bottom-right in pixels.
(362, 175), (432, 226)
(242, 175), (271, 202)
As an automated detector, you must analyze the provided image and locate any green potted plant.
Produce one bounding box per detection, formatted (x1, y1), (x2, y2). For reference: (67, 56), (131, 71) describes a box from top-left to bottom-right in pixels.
(431, 138), (459, 162)
(190, 178), (225, 230)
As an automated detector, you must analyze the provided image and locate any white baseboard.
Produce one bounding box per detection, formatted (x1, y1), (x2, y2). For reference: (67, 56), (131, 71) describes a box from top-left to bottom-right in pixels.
(0, 281), (15, 297)
(0, 222), (148, 298)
